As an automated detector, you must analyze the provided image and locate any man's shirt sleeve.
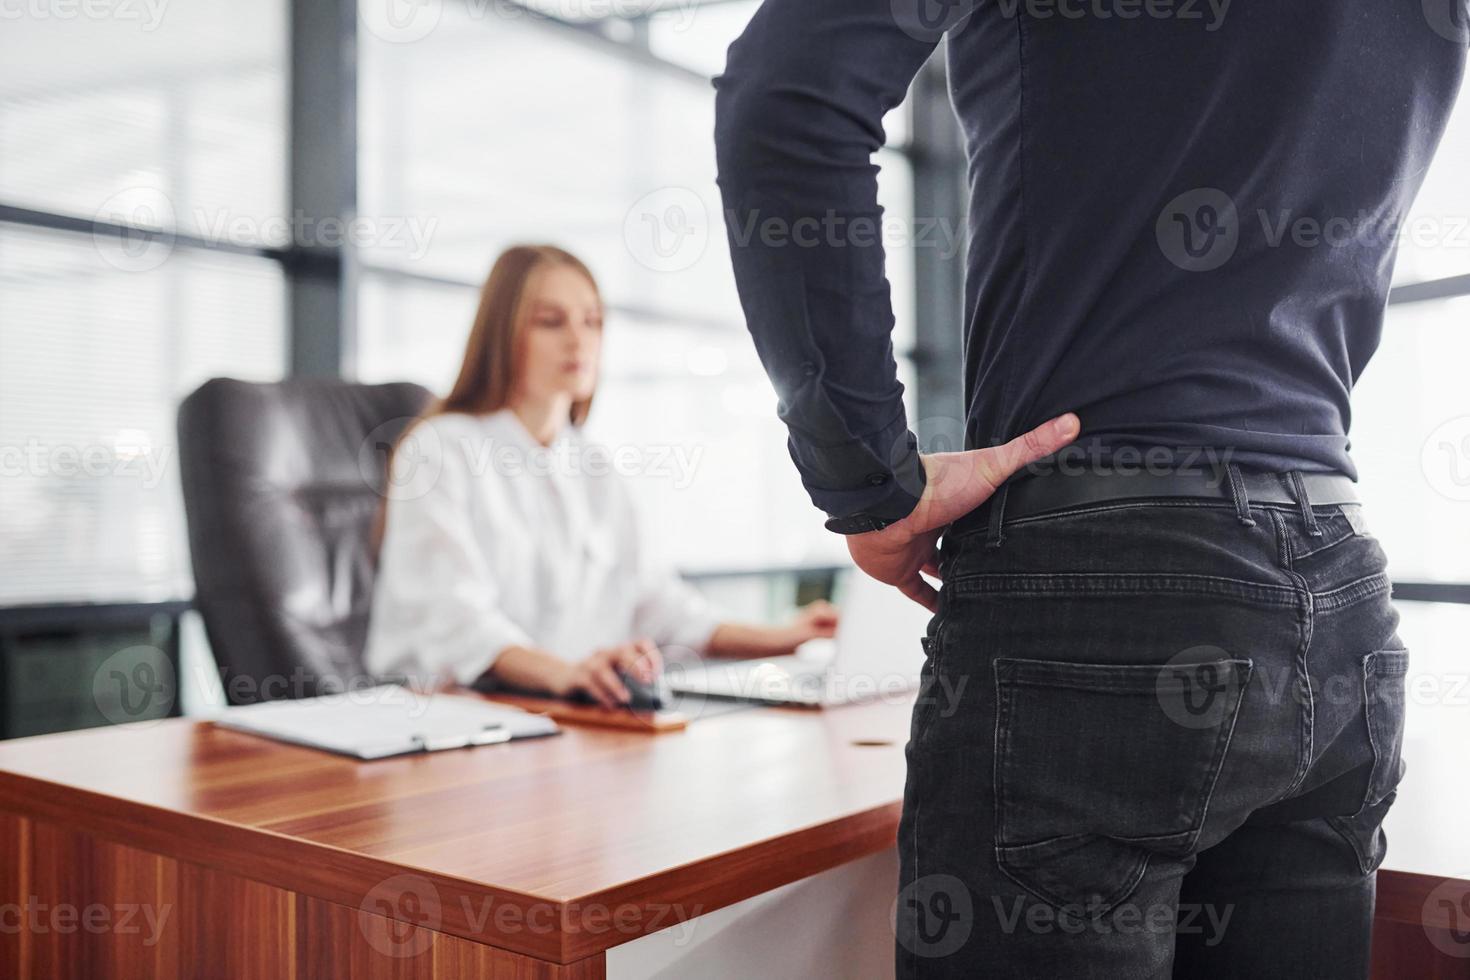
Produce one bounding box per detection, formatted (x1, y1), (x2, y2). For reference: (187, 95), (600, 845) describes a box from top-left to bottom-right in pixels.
(713, 0), (946, 526)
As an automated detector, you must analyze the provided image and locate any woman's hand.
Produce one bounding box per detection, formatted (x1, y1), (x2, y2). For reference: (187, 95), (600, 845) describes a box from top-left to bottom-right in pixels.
(704, 601), (839, 660)
(784, 600), (839, 648)
(553, 638), (662, 708)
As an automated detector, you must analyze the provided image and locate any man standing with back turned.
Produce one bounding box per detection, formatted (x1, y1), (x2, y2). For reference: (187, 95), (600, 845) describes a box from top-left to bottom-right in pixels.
(714, 0), (1467, 976)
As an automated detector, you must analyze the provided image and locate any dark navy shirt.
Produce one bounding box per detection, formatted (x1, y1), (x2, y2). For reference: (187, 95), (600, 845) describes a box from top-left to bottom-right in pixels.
(714, 0), (1467, 524)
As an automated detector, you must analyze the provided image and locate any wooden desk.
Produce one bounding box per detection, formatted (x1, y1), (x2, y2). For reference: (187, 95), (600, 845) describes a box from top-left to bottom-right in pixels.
(0, 695), (913, 978)
(1, 682), (1465, 978)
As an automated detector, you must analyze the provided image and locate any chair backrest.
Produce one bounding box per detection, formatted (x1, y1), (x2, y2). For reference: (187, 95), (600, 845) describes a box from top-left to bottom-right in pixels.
(177, 377), (434, 705)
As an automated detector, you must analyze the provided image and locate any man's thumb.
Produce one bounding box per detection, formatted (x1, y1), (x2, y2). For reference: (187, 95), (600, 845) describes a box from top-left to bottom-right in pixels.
(910, 414), (1080, 530)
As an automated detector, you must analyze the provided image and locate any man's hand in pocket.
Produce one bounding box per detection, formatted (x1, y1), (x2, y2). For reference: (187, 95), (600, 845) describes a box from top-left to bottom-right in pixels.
(846, 413), (1080, 612)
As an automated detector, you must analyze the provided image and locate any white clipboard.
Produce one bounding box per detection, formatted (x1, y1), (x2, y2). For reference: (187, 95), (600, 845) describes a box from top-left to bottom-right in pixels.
(215, 685), (560, 760)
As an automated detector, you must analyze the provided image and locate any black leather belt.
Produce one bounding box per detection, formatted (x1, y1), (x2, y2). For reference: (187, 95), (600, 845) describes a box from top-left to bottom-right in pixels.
(950, 467), (1359, 537)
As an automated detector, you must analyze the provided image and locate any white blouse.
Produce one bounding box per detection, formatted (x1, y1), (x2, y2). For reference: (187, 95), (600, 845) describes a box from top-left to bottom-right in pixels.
(364, 409), (720, 686)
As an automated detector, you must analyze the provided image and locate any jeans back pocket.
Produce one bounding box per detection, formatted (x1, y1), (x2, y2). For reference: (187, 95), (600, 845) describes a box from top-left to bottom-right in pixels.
(1331, 648), (1409, 875)
(993, 656), (1252, 916)
(1361, 649), (1409, 807)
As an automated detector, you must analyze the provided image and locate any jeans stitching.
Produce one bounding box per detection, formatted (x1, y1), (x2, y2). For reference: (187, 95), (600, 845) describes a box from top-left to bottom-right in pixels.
(995, 851), (1152, 920)
(1358, 649), (1409, 811)
(1314, 572), (1393, 612)
(952, 498), (1356, 539)
(1184, 660), (1254, 852)
(1268, 509), (1317, 803)
(947, 572), (1299, 606)
(1327, 814), (1375, 877)
(993, 660), (1012, 851)
(913, 636), (946, 744)
(1360, 656), (1382, 817)
(951, 499), (1240, 537)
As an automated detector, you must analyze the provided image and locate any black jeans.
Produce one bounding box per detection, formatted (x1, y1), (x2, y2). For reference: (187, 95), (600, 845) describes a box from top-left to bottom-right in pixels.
(896, 474), (1407, 978)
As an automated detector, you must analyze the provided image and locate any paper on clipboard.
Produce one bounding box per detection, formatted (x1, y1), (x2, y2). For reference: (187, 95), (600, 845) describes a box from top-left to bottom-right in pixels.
(215, 685), (560, 760)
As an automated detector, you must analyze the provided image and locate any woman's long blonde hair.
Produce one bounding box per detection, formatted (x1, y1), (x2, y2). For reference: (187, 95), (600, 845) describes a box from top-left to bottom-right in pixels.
(374, 244), (600, 546)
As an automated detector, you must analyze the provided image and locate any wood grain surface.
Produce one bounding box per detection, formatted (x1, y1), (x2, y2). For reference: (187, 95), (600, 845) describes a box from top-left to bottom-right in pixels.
(0, 694), (913, 964)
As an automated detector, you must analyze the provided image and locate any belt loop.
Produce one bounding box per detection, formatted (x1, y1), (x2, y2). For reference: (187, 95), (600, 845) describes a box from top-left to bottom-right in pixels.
(1225, 463), (1256, 527)
(985, 482), (1010, 548)
(1288, 470), (1323, 537)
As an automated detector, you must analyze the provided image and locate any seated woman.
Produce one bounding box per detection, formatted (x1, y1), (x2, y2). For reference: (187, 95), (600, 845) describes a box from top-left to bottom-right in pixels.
(365, 244), (837, 707)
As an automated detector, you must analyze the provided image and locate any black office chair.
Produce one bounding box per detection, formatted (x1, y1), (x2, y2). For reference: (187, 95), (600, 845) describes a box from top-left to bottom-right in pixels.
(177, 377), (434, 705)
